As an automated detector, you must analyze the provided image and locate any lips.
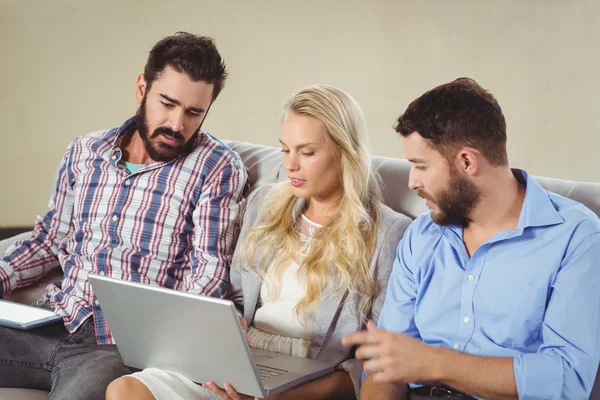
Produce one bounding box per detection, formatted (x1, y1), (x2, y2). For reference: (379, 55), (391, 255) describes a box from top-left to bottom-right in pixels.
(289, 177), (306, 187)
(421, 196), (434, 208)
(418, 191), (434, 208)
(160, 134), (179, 145)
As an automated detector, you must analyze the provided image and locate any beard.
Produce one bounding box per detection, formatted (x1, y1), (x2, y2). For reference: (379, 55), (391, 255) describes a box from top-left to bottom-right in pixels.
(134, 96), (198, 162)
(418, 169), (481, 226)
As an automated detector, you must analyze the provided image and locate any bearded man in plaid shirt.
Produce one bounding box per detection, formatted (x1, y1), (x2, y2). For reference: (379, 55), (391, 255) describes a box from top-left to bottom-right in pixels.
(0, 32), (249, 399)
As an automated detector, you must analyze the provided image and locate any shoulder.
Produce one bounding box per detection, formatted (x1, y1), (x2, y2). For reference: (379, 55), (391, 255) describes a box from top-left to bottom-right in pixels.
(377, 203), (412, 237)
(393, 211), (444, 271)
(240, 184), (281, 227)
(192, 131), (245, 169)
(371, 205), (412, 270)
(71, 128), (116, 149)
(547, 191), (600, 237)
(61, 128), (118, 166)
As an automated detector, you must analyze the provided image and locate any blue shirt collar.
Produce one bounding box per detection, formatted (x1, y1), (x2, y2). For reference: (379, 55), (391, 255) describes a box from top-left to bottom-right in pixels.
(441, 169), (564, 240)
(513, 169), (564, 230)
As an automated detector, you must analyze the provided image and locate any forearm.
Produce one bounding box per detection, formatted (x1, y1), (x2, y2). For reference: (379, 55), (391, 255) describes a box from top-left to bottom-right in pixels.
(271, 371), (355, 400)
(360, 374), (408, 400)
(0, 262), (13, 297)
(0, 229), (62, 295)
(434, 348), (517, 400)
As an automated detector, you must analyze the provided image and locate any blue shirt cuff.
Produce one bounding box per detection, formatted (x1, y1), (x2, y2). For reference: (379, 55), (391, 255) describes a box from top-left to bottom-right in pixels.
(514, 353), (563, 399)
(361, 370), (372, 382)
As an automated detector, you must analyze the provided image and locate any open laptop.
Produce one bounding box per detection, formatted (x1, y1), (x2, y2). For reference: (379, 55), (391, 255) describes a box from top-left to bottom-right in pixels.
(89, 274), (336, 397)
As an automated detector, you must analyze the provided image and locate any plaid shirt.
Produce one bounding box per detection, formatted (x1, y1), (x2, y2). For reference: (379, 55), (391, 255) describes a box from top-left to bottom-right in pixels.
(0, 118), (249, 344)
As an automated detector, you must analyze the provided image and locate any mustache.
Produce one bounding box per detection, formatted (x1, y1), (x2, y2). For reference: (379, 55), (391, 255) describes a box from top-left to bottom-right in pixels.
(152, 127), (184, 142)
(417, 190), (431, 201)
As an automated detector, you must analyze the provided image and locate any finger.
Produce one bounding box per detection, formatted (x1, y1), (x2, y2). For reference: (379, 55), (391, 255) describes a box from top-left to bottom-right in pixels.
(363, 357), (390, 373)
(366, 320), (381, 332)
(224, 383), (242, 400)
(372, 370), (398, 384)
(204, 381), (229, 399)
(354, 344), (382, 360)
(246, 333), (254, 347)
(239, 317), (248, 332)
(342, 331), (381, 346)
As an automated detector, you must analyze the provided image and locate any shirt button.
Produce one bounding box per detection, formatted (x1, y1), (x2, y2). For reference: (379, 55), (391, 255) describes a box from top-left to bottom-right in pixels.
(452, 343), (460, 350)
(125, 179), (131, 186)
(463, 316), (471, 323)
(111, 155), (117, 160)
(95, 300), (100, 306)
(99, 271), (105, 276)
(112, 215), (118, 222)
(467, 274), (475, 281)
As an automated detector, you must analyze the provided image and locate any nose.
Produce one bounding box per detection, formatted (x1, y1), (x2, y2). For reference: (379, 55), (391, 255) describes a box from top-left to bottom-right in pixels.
(283, 152), (300, 173)
(168, 109), (185, 132)
(408, 168), (421, 191)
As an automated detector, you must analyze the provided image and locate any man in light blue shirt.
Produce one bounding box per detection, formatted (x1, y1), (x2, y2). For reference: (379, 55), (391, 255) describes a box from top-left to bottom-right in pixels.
(344, 78), (600, 399)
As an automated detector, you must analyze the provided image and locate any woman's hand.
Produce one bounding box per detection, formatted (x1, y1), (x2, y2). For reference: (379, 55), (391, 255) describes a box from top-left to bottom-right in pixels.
(239, 316), (253, 347)
(203, 381), (262, 400)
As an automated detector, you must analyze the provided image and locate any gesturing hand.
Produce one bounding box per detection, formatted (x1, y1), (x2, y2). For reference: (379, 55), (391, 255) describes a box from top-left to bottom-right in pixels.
(342, 321), (439, 384)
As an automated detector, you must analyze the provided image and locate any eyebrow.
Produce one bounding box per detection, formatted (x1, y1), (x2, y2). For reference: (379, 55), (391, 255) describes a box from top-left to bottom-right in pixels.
(278, 139), (318, 149)
(160, 94), (206, 114)
(408, 158), (427, 164)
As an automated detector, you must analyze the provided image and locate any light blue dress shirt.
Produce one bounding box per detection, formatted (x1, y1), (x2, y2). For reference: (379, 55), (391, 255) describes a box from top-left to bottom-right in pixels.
(378, 169), (600, 399)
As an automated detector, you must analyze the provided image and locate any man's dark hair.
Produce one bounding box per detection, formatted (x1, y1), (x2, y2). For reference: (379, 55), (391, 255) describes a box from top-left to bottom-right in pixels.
(396, 77), (508, 166)
(144, 32), (228, 101)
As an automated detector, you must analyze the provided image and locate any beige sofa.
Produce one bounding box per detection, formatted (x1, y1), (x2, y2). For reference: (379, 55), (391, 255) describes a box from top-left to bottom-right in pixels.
(1, 140), (599, 399)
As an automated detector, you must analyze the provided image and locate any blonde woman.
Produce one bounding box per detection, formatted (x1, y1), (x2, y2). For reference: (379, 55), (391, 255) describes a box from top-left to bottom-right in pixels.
(106, 85), (411, 400)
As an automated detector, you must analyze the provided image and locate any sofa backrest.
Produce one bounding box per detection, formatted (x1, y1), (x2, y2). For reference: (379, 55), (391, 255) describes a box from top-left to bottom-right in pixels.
(225, 140), (600, 219)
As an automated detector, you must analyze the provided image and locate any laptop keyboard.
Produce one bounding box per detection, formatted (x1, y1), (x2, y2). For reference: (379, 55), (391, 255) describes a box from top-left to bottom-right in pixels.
(256, 365), (287, 381)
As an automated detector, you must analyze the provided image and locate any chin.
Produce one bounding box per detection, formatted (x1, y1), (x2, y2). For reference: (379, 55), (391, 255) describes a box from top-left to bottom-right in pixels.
(290, 185), (310, 198)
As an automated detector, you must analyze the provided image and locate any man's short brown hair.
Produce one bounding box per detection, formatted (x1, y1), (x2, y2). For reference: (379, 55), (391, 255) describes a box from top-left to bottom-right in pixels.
(396, 77), (508, 166)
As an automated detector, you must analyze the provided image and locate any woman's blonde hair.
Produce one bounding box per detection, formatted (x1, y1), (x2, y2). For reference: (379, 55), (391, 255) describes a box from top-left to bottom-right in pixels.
(238, 84), (382, 320)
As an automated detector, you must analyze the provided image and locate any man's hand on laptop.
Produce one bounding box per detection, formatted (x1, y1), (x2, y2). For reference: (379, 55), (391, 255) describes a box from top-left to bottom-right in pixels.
(204, 381), (262, 400)
(239, 316), (253, 347)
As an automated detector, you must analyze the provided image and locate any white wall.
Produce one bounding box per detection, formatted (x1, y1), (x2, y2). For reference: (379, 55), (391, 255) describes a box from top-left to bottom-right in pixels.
(1, 0), (599, 226)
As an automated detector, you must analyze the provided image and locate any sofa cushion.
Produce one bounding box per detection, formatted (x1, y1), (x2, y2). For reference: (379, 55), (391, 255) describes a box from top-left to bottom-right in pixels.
(0, 389), (49, 400)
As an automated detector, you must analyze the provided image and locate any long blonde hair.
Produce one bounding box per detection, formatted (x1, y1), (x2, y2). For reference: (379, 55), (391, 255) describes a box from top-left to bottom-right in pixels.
(239, 85), (382, 319)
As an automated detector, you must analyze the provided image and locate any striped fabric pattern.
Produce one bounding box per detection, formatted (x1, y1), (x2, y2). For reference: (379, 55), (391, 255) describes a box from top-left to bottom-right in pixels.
(0, 118), (249, 343)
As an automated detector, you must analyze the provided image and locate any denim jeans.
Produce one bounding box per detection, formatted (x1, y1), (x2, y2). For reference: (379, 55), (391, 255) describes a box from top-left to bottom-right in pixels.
(0, 301), (130, 400)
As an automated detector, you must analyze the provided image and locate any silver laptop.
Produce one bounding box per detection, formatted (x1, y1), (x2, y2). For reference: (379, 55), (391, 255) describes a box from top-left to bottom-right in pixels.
(89, 274), (336, 397)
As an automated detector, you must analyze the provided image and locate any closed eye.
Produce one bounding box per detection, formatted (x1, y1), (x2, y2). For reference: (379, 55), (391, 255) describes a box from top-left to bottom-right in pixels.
(161, 101), (175, 109)
(186, 110), (202, 118)
(301, 152), (315, 157)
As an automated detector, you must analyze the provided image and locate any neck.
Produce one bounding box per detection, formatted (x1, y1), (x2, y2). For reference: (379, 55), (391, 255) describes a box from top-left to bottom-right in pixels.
(303, 193), (342, 225)
(120, 130), (151, 164)
(466, 167), (526, 232)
